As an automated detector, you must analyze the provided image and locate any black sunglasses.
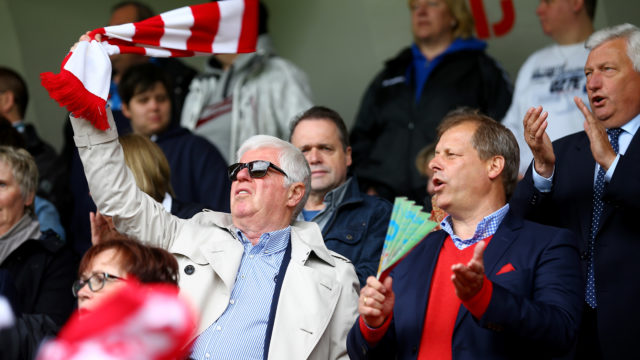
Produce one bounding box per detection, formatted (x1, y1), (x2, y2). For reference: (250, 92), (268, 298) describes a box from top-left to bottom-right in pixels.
(72, 272), (124, 297)
(228, 160), (288, 181)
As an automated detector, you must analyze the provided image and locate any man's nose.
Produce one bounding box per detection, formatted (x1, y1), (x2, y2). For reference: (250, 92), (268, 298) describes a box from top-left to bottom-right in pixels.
(586, 72), (602, 91)
(307, 148), (322, 164)
(428, 156), (441, 172)
(235, 167), (252, 181)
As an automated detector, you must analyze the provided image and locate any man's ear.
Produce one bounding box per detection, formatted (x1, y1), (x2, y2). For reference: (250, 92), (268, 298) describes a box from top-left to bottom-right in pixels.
(571, 0), (585, 13)
(121, 102), (132, 119)
(345, 146), (352, 167)
(486, 155), (505, 180)
(0, 90), (15, 115)
(287, 182), (306, 209)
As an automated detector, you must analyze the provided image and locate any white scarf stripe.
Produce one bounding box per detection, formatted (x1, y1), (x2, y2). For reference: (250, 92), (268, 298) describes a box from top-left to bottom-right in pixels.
(213, 0), (245, 53)
(159, 7), (194, 51)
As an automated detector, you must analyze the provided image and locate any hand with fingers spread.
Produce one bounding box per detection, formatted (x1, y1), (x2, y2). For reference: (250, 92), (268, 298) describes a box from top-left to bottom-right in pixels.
(451, 241), (486, 301)
(523, 106), (556, 178)
(359, 276), (395, 328)
(574, 96), (618, 171)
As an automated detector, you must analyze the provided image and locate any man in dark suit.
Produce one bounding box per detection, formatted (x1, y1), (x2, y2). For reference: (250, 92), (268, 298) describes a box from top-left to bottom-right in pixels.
(347, 109), (583, 359)
(511, 23), (640, 359)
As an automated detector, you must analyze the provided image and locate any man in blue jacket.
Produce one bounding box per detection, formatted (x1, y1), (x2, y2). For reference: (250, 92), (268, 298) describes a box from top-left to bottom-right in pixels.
(289, 106), (392, 287)
(347, 109), (583, 359)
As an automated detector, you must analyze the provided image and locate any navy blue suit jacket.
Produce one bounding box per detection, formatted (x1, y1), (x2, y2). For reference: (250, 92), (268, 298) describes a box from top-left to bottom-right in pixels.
(511, 129), (640, 358)
(347, 210), (582, 360)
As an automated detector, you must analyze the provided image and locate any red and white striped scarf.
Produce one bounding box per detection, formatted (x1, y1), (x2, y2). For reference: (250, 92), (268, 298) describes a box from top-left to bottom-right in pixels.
(41, 0), (257, 130)
(36, 280), (197, 360)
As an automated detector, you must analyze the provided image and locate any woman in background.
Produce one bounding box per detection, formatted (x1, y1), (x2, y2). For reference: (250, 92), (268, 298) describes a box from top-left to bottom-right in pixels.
(350, 0), (512, 205)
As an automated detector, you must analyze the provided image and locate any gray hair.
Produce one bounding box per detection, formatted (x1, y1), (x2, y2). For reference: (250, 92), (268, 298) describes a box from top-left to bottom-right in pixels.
(0, 146), (38, 212)
(236, 135), (311, 219)
(586, 23), (640, 72)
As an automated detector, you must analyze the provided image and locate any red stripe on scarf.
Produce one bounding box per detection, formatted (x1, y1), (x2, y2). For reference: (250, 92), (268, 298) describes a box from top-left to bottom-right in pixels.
(187, 2), (220, 53)
(133, 15), (165, 46)
(238, 0), (258, 53)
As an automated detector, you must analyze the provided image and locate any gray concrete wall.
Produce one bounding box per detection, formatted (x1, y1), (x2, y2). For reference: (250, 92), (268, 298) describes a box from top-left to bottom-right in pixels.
(0, 0), (634, 150)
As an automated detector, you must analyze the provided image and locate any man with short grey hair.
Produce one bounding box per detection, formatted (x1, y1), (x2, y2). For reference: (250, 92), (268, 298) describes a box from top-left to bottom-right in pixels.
(512, 23), (640, 359)
(70, 103), (359, 359)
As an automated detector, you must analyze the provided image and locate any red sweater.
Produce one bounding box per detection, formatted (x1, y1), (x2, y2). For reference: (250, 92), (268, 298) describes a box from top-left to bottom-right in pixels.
(361, 236), (493, 359)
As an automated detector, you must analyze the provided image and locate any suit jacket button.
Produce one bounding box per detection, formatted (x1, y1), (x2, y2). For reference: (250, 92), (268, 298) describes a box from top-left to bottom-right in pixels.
(580, 251), (588, 260)
(412, 346), (417, 354)
(184, 265), (195, 275)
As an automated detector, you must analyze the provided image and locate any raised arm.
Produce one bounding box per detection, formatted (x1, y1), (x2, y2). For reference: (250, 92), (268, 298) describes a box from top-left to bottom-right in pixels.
(70, 109), (181, 249)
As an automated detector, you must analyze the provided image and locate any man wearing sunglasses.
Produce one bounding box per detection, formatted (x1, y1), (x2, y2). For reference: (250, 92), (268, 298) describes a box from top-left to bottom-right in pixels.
(69, 107), (359, 360)
(289, 106), (392, 287)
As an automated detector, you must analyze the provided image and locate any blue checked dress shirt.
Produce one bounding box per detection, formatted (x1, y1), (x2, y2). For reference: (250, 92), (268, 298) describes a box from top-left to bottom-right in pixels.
(190, 227), (290, 360)
(440, 204), (510, 249)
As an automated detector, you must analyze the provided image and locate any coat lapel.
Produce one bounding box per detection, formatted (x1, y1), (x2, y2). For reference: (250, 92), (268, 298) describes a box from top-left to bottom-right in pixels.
(566, 134), (597, 243)
(267, 238), (341, 359)
(453, 212), (521, 330)
(599, 129), (640, 233)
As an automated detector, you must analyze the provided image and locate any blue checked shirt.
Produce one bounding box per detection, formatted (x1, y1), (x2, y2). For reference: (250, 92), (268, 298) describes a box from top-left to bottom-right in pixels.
(190, 226), (290, 360)
(440, 204), (509, 250)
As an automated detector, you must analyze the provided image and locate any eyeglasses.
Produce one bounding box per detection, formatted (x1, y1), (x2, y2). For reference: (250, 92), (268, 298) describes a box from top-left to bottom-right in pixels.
(72, 272), (123, 297)
(228, 160), (288, 182)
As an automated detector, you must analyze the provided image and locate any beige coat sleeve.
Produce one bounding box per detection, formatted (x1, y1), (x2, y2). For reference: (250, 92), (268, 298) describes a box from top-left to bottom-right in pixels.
(71, 109), (182, 249)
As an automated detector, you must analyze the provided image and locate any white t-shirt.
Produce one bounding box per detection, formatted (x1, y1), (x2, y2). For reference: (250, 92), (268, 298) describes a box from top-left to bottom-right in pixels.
(502, 43), (590, 174)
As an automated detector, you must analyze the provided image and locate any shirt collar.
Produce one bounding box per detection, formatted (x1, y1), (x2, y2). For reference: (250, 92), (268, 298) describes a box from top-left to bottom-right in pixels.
(323, 177), (351, 209)
(620, 112), (640, 137)
(235, 226), (290, 255)
(440, 204), (509, 250)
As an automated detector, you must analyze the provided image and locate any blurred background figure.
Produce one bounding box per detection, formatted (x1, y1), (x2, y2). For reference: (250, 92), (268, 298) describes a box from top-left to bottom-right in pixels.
(350, 0), (512, 204)
(502, 0), (596, 176)
(181, 1), (313, 163)
(414, 142), (446, 228)
(0, 146), (76, 360)
(118, 64), (229, 211)
(0, 67), (70, 231)
(0, 118), (66, 241)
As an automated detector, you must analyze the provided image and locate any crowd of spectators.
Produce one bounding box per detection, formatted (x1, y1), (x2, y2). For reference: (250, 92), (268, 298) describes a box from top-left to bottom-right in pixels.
(1, 0), (638, 359)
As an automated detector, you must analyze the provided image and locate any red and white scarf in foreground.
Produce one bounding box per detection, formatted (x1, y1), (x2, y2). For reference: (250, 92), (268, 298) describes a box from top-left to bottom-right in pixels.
(36, 280), (197, 360)
(41, 0), (257, 130)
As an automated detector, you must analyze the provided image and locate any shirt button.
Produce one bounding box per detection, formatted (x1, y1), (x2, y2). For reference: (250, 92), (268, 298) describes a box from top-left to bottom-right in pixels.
(241, 275), (245, 279)
(216, 326), (221, 331)
(206, 353), (210, 358)
(249, 255), (254, 259)
(230, 299), (235, 304)
(184, 265), (195, 275)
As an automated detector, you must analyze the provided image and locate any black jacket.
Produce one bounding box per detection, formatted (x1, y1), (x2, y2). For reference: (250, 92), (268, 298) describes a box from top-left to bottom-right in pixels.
(350, 45), (512, 203)
(0, 230), (78, 360)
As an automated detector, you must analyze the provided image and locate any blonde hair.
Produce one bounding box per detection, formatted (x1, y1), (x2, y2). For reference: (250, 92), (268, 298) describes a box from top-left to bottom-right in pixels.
(119, 134), (174, 202)
(408, 0), (475, 38)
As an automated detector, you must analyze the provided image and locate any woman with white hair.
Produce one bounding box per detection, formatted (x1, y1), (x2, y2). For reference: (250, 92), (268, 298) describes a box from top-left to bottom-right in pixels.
(0, 145), (77, 360)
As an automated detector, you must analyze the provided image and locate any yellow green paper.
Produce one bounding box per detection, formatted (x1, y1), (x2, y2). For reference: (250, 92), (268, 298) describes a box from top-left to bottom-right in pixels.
(377, 197), (439, 278)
